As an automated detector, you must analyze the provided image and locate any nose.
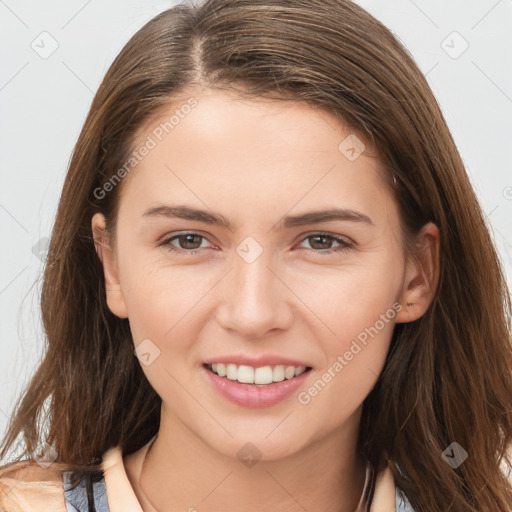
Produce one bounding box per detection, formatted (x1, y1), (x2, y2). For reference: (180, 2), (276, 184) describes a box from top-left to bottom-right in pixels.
(215, 248), (294, 339)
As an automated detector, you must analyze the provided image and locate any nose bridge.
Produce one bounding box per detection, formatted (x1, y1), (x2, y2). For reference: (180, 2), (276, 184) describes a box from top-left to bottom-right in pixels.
(217, 238), (291, 336)
(233, 243), (278, 311)
(235, 252), (273, 302)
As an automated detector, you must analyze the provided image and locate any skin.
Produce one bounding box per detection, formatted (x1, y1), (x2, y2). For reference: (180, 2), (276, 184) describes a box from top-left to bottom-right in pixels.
(92, 88), (439, 512)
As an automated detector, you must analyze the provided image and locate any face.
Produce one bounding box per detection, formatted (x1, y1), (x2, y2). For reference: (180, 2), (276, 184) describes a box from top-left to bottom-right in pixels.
(93, 88), (435, 461)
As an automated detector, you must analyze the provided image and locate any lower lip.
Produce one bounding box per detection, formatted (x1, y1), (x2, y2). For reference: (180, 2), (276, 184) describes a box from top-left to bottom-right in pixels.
(203, 365), (312, 409)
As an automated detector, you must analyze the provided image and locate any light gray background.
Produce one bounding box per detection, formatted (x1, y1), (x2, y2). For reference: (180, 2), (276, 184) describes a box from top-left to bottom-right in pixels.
(1, 0), (511, 447)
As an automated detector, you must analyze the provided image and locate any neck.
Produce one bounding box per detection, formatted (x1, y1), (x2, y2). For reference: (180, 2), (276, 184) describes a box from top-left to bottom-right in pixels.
(127, 406), (367, 512)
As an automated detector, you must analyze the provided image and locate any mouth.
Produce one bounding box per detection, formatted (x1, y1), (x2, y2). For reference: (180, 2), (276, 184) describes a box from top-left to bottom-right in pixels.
(202, 361), (313, 408)
(203, 362), (313, 386)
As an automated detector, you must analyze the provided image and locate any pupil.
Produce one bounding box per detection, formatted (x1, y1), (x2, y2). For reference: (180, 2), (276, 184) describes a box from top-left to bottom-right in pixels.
(312, 235), (330, 249)
(182, 235), (199, 249)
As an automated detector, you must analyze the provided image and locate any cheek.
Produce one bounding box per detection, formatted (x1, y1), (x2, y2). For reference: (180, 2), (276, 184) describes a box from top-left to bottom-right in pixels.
(290, 248), (402, 338)
(291, 250), (400, 406)
(299, 315), (395, 423)
(117, 247), (217, 352)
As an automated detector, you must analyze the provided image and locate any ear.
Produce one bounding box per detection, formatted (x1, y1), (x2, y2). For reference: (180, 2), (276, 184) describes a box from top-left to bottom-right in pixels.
(395, 222), (440, 323)
(91, 213), (129, 319)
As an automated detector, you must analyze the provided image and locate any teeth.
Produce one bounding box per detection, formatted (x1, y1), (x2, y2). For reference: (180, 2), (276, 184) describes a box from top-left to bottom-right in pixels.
(226, 363), (238, 380)
(285, 366), (296, 379)
(255, 366), (273, 384)
(208, 363), (308, 384)
(238, 365), (255, 384)
(273, 365), (285, 382)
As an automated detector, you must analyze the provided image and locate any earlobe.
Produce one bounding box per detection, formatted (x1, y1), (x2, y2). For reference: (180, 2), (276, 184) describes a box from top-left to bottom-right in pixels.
(91, 213), (129, 319)
(395, 222), (440, 324)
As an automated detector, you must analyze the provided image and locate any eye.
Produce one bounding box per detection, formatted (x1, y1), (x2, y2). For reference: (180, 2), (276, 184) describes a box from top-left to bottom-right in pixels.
(159, 231), (353, 256)
(297, 232), (353, 255)
(159, 232), (212, 254)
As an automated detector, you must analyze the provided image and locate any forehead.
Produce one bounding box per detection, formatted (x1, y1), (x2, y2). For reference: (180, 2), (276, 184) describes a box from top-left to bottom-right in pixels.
(117, 89), (396, 228)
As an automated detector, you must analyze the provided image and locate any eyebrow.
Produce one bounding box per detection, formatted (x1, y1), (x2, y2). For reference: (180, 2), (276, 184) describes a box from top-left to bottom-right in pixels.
(142, 204), (374, 230)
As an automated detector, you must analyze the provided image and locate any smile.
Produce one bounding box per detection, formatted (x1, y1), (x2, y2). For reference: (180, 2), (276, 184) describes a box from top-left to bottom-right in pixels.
(203, 362), (313, 408)
(205, 363), (312, 386)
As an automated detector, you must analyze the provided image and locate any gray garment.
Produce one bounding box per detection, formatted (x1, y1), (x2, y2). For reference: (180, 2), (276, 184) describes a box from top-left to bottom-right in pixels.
(396, 487), (416, 511)
(62, 471), (109, 512)
(62, 470), (417, 512)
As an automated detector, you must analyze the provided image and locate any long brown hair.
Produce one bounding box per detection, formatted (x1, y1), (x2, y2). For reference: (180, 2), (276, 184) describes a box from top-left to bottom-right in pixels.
(1, 1), (511, 510)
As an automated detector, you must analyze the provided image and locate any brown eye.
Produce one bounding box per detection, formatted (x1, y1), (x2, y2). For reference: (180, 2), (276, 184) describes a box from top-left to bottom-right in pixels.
(308, 234), (335, 250)
(160, 232), (209, 254)
(174, 234), (203, 250)
(299, 233), (353, 255)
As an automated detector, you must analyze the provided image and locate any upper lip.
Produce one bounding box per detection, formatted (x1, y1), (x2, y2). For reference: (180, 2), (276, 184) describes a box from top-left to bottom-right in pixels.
(204, 354), (313, 368)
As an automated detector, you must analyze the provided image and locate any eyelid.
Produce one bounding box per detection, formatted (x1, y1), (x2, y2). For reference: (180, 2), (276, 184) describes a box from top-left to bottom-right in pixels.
(159, 230), (202, 242)
(158, 230), (214, 245)
(295, 231), (354, 246)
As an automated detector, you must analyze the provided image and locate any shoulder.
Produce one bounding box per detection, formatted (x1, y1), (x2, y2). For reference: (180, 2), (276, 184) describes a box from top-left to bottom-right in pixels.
(0, 458), (67, 512)
(0, 445), (132, 512)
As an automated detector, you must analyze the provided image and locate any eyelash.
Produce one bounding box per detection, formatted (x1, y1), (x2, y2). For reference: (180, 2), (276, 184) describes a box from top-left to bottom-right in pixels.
(159, 231), (353, 256)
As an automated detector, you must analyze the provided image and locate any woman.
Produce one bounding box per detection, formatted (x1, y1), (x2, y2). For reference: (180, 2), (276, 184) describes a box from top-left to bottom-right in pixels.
(1, 0), (511, 511)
